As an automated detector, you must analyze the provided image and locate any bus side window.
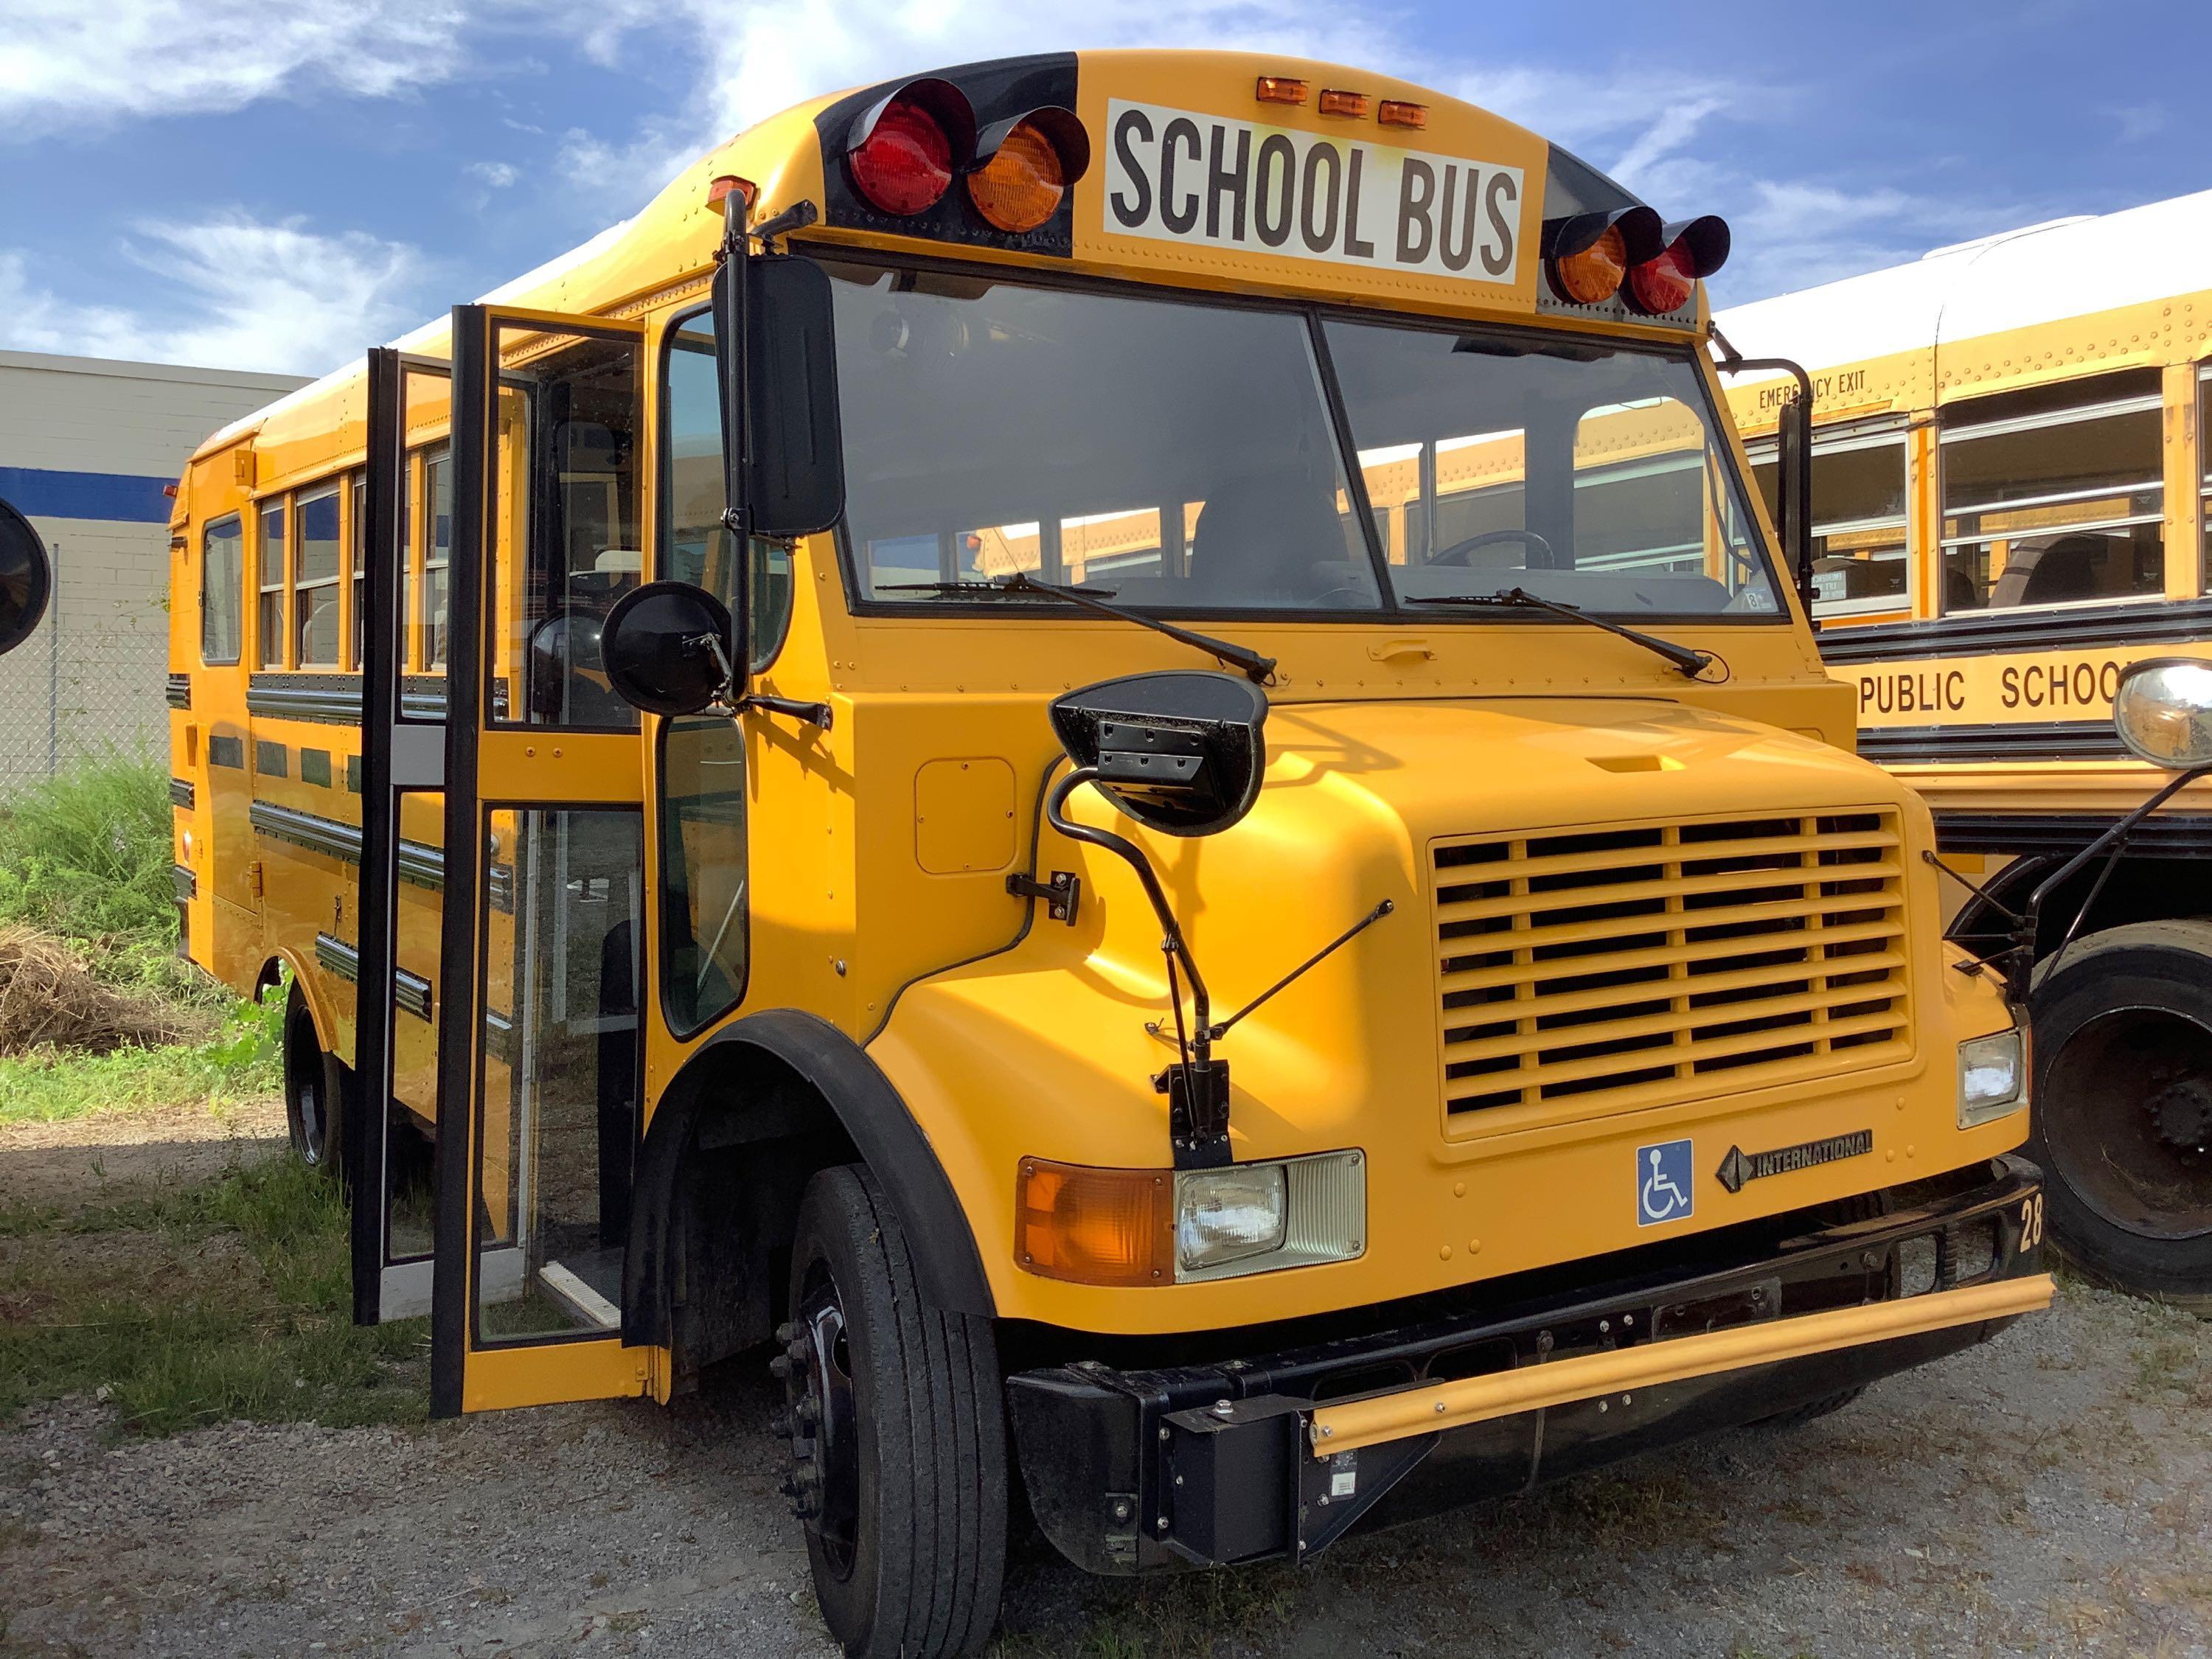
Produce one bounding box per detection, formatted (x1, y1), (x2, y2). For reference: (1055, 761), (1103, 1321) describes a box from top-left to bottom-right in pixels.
(664, 318), (794, 671)
(1938, 369), (2165, 613)
(255, 498), (287, 670)
(1749, 426), (1910, 616)
(296, 486), (343, 668)
(201, 514), (243, 667)
(658, 715), (748, 1037)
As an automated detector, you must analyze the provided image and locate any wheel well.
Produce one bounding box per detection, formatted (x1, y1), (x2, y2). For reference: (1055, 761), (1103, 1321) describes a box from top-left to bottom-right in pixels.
(636, 1041), (863, 1392)
(1952, 851), (2212, 960)
(255, 956), (287, 1002)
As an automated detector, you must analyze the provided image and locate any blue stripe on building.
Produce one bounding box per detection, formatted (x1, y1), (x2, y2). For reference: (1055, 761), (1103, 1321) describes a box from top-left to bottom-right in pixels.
(0, 465), (173, 524)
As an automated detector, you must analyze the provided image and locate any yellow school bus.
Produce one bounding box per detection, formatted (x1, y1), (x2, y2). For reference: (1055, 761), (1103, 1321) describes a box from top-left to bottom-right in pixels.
(165, 51), (2059, 1656)
(1718, 190), (2212, 1307)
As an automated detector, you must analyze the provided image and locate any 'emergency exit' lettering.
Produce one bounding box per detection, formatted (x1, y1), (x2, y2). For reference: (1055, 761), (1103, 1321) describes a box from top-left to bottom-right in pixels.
(1103, 98), (1523, 285)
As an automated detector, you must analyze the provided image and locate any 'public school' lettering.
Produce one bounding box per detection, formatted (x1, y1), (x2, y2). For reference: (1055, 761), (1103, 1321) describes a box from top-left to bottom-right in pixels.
(1105, 99), (1523, 284)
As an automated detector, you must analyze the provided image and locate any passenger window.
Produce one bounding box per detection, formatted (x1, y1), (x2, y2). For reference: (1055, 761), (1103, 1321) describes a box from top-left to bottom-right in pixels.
(295, 487), (342, 667)
(1939, 372), (2164, 613)
(664, 317), (792, 669)
(350, 476), (366, 669)
(256, 500), (287, 669)
(2200, 364), (2212, 591)
(658, 716), (748, 1037)
(1750, 427), (1910, 615)
(201, 515), (243, 666)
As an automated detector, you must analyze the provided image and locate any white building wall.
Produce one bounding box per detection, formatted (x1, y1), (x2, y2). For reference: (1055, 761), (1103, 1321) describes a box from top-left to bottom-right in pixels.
(0, 351), (306, 785)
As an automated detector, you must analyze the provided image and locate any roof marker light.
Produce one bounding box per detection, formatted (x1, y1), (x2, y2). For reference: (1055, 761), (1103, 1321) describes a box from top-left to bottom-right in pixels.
(1318, 88), (1371, 117)
(1255, 75), (1310, 105)
(706, 175), (756, 216)
(1377, 100), (1427, 129)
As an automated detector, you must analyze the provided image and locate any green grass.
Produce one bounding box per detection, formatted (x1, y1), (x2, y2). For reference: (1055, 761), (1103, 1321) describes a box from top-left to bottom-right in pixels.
(0, 1153), (428, 1437)
(0, 990), (281, 1124)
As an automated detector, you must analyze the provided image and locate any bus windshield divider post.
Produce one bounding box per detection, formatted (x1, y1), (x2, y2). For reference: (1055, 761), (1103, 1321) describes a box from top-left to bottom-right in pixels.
(713, 201), (754, 711)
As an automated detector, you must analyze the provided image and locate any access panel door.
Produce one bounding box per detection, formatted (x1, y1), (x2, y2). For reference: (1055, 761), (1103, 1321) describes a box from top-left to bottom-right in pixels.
(430, 305), (654, 1416)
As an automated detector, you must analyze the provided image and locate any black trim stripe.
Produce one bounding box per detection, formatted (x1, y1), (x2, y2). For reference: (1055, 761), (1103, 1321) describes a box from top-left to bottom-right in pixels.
(248, 799), (512, 905)
(1935, 809), (2212, 858)
(169, 776), (195, 810)
(208, 734), (244, 770)
(246, 672), (506, 726)
(166, 672), (192, 710)
(1858, 722), (2124, 765)
(172, 863), (197, 900)
(1821, 597), (2212, 666)
(315, 931), (433, 1020)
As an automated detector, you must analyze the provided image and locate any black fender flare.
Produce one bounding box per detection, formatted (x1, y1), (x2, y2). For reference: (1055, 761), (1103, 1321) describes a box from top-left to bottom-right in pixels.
(623, 1007), (994, 1347)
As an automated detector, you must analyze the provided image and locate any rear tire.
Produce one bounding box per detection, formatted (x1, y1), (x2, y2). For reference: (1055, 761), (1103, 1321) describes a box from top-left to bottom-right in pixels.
(775, 1164), (1007, 1658)
(2030, 922), (2212, 1310)
(282, 981), (346, 1183)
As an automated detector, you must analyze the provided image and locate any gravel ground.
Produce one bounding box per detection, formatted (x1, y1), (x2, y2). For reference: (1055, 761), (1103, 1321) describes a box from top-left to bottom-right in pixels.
(6, 1117), (2212, 1657)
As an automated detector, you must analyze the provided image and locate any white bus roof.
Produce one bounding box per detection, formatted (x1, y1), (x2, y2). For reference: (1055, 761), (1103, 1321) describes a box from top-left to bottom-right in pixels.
(1714, 188), (2212, 375)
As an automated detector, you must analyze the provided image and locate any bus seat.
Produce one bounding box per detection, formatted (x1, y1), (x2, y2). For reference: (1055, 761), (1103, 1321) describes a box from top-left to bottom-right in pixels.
(1188, 477), (1349, 605)
(1992, 534), (2108, 608)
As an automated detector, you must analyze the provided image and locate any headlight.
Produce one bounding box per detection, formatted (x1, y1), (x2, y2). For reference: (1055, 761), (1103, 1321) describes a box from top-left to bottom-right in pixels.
(1175, 1165), (1287, 1273)
(1958, 1028), (2026, 1127)
(1017, 1150), (1365, 1286)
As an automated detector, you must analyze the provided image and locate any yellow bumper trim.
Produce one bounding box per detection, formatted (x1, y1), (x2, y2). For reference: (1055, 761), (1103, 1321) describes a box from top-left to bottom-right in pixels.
(1307, 1273), (2053, 1455)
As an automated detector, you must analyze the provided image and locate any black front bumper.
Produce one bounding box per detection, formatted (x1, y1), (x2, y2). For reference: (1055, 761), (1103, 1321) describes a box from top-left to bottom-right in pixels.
(1006, 1156), (2043, 1575)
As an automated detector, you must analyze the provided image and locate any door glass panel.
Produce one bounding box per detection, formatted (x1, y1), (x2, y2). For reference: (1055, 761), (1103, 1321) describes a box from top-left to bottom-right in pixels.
(487, 325), (642, 728)
(475, 806), (642, 1341)
(660, 717), (748, 1037)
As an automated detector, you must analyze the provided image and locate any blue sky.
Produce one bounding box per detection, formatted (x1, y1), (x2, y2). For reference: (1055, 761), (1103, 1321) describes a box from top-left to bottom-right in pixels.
(3, 0), (2207, 378)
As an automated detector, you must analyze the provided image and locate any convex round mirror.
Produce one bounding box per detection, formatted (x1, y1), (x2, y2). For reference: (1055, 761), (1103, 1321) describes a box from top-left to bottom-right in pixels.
(599, 580), (734, 717)
(1049, 670), (1268, 837)
(0, 499), (54, 657)
(2114, 657), (2212, 770)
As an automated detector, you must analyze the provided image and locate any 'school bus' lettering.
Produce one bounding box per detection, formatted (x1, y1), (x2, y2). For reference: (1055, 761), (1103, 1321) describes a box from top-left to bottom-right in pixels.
(1104, 99), (1523, 282)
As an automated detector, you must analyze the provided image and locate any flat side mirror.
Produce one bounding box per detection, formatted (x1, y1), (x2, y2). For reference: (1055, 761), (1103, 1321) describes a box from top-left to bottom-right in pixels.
(599, 580), (734, 717)
(2114, 657), (2212, 769)
(1050, 670), (1268, 837)
(716, 253), (845, 540)
(0, 498), (54, 656)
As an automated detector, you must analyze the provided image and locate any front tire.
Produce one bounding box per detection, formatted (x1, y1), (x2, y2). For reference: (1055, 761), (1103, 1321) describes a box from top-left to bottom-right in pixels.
(282, 981), (345, 1181)
(775, 1164), (1007, 1658)
(2030, 921), (2212, 1310)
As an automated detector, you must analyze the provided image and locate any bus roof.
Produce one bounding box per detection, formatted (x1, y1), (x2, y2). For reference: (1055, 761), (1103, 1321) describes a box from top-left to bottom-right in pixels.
(192, 49), (1720, 476)
(1714, 187), (2212, 380)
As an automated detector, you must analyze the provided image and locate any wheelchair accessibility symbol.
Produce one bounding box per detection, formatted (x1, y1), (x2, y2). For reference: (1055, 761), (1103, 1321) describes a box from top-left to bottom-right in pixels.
(1637, 1139), (1695, 1226)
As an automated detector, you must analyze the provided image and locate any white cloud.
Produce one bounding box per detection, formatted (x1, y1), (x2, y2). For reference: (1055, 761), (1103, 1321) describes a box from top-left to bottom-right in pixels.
(548, 0), (1403, 213)
(0, 0), (467, 131)
(0, 214), (433, 377)
(467, 159), (521, 187)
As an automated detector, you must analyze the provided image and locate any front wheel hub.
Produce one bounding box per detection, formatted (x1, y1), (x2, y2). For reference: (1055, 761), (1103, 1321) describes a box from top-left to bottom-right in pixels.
(772, 1273), (860, 1577)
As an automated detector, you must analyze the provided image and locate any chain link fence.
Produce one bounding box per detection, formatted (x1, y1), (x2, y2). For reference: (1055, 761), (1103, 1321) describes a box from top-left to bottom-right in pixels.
(0, 522), (170, 790)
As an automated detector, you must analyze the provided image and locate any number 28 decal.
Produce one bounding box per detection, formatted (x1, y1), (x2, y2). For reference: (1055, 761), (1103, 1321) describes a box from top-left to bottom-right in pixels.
(2020, 1194), (2045, 1252)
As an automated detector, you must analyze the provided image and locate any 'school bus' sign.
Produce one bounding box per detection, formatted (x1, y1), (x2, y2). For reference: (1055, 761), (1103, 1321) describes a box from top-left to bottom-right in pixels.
(1102, 99), (1525, 283)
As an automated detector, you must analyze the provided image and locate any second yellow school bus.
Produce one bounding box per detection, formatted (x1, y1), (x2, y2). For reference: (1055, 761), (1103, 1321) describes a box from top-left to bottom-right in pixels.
(1719, 191), (2212, 1307)
(167, 50), (2048, 1655)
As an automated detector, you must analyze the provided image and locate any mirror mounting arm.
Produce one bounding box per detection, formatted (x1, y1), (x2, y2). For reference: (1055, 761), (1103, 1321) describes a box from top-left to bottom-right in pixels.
(2014, 762), (2212, 998)
(1047, 766), (1232, 1168)
(693, 628), (834, 731)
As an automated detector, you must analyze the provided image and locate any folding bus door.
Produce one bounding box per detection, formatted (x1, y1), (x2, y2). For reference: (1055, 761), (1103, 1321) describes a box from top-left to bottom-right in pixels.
(429, 305), (654, 1415)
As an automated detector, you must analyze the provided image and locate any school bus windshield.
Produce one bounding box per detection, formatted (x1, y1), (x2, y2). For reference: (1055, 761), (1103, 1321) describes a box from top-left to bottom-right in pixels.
(828, 260), (1783, 622)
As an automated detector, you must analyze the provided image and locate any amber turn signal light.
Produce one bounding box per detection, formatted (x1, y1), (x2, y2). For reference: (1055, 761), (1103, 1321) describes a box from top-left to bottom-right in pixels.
(967, 107), (1091, 234)
(1551, 223), (1629, 305)
(1016, 1158), (1173, 1285)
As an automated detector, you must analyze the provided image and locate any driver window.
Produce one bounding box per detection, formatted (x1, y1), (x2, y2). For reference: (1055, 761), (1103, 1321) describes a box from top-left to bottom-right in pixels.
(664, 317), (793, 670)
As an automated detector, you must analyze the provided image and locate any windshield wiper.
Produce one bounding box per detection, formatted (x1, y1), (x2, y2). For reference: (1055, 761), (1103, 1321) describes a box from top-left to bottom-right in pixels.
(880, 571), (1277, 684)
(1408, 587), (1715, 679)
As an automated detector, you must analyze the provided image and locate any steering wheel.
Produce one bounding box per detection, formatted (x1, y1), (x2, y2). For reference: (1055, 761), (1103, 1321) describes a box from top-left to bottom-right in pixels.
(1428, 526), (1557, 567)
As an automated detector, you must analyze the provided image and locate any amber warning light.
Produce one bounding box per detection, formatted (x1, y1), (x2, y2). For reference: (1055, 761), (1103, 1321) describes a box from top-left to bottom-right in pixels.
(1543, 207), (1729, 313)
